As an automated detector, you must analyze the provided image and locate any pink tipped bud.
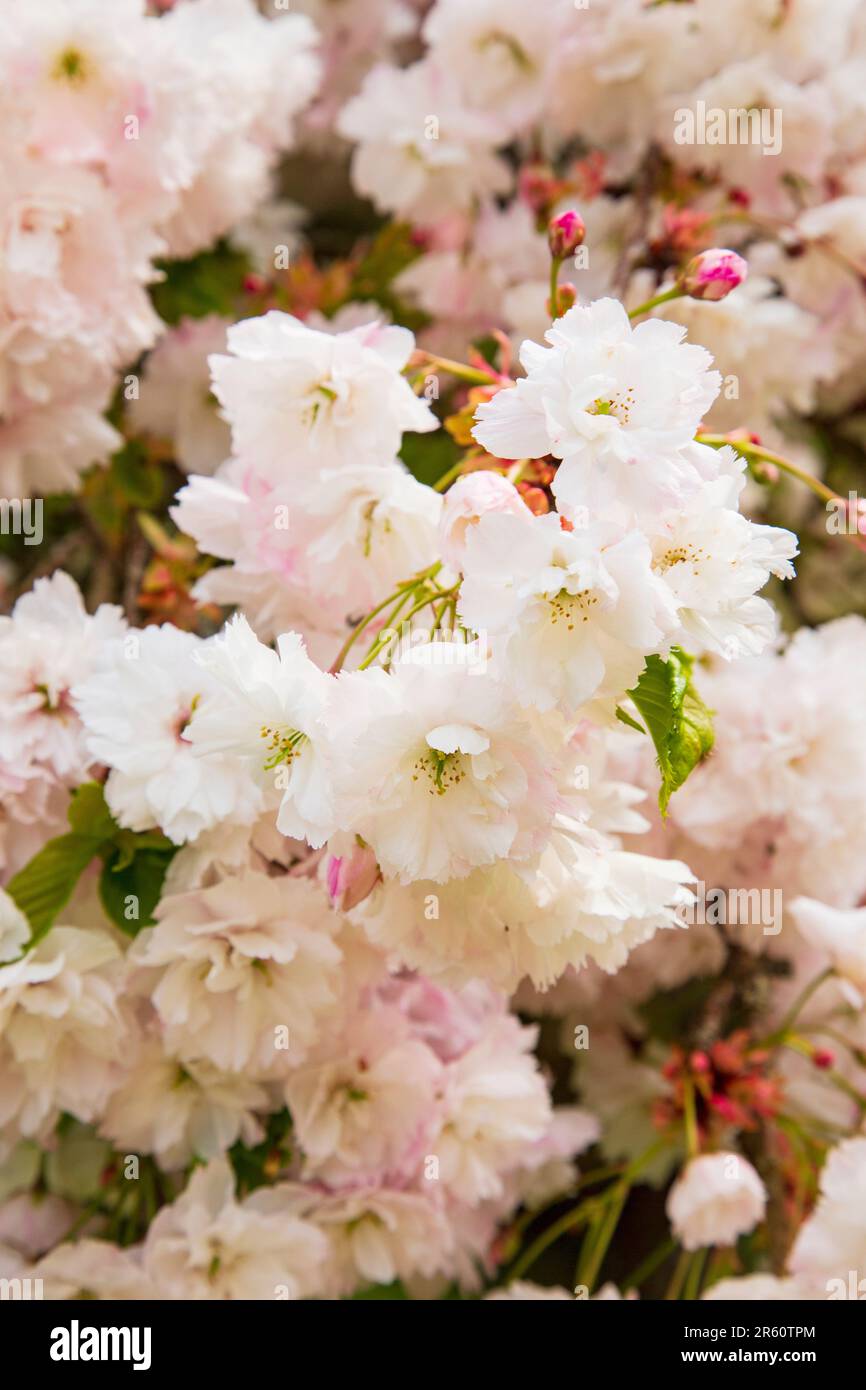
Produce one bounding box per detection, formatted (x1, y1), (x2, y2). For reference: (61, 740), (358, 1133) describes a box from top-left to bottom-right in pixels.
(325, 840), (380, 911)
(548, 209), (586, 260)
(812, 1048), (835, 1071)
(679, 248), (748, 302)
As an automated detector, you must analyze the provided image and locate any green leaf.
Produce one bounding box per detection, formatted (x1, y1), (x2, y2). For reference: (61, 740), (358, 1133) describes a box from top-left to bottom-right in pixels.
(229, 1108), (293, 1195)
(66, 781), (118, 840)
(345, 221), (429, 332)
(98, 845), (176, 936)
(111, 441), (166, 509)
(6, 834), (103, 948)
(44, 1123), (113, 1203)
(625, 649), (714, 815)
(350, 1281), (409, 1301)
(399, 431), (460, 488)
(637, 975), (719, 1044)
(349, 222), (422, 299)
(129, 829), (175, 852)
(9, 782), (175, 948)
(150, 240), (250, 325)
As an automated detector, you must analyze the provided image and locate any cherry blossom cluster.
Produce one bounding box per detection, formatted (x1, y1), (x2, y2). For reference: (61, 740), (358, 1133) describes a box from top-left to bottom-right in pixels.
(0, 0), (319, 495)
(331, 0), (866, 470)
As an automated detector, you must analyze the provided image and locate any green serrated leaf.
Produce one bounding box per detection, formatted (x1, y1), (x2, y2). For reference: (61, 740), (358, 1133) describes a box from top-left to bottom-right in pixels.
(625, 649), (714, 815)
(6, 834), (102, 947)
(9, 782), (175, 948)
(98, 846), (176, 936)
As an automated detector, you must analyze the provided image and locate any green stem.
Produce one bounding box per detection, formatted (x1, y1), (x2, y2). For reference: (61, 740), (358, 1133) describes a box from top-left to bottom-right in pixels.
(549, 256), (564, 319)
(811, 1025), (866, 1069)
(329, 566), (441, 672)
(412, 353), (498, 386)
(696, 434), (838, 507)
(432, 460), (467, 493)
(623, 1236), (677, 1293)
(781, 1036), (866, 1111)
(506, 1139), (668, 1285)
(708, 208), (866, 283)
(580, 1183), (629, 1293)
(573, 1162), (628, 1189)
(357, 586), (459, 670)
(665, 1248), (692, 1300)
(683, 1246), (709, 1301)
(507, 1195), (598, 1284)
(508, 1163), (627, 1248)
(628, 286), (684, 319)
(62, 1194), (109, 1244)
(764, 965), (835, 1045)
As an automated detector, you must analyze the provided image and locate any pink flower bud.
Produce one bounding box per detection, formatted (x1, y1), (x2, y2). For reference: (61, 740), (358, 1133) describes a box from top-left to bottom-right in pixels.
(326, 840), (380, 912)
(679, 248), (748, 302)
(439, 471), (529, 571)
(548, 209), (586, 260)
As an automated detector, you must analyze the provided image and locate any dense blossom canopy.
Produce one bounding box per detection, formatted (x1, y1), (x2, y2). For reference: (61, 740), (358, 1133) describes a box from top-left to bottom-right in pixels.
(1, 0), (866, 1305)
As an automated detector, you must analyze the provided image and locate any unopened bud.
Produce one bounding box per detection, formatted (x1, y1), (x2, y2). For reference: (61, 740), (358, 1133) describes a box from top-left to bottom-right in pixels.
(679, 248), (748, 302)
(548, 209), (586, 260)
(548, 282), (577, 319)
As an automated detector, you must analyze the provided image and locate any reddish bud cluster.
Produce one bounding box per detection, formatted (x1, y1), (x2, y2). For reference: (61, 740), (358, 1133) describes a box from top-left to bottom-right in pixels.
(655, 1030), (784, 1142)
(519, 162), (572, 224)
(654, 205), (713, 258)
